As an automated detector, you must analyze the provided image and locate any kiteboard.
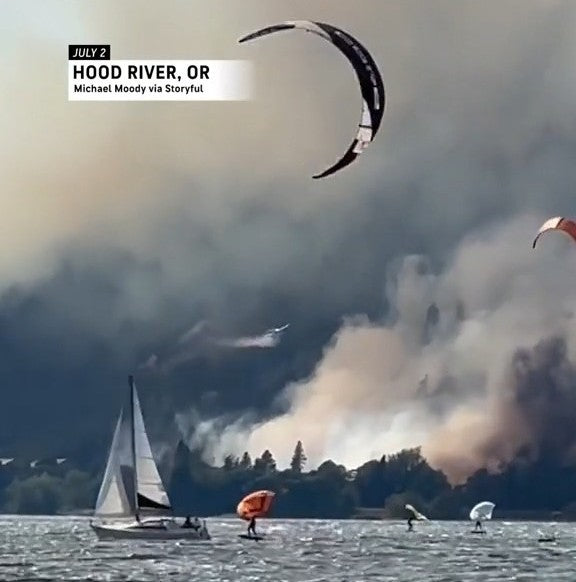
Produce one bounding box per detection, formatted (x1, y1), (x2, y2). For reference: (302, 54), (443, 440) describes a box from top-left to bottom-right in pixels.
(238, 534), (265, 541)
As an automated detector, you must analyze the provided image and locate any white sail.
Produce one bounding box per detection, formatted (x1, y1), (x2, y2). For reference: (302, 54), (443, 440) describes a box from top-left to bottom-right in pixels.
(94, 409), (136, 518)
(469, 501), (495, 521)
(405, 503), (429, 521)
(132, 382), (172, 515)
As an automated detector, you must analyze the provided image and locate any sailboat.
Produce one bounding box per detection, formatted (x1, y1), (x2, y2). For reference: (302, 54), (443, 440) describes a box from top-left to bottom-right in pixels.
(90, 375), (211, 541)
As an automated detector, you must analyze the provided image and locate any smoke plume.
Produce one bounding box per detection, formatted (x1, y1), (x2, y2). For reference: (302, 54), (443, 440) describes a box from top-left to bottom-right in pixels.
(210, 215), (576, 483)
(4, 1), (576, 480)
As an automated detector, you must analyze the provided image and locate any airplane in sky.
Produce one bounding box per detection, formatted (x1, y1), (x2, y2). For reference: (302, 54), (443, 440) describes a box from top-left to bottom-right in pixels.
(266, 324), (290, 334)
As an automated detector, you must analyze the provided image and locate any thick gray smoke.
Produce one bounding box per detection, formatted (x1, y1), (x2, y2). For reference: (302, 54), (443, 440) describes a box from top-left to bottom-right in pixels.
(3, 1), (576, 478)
(207, 215), (576, 482)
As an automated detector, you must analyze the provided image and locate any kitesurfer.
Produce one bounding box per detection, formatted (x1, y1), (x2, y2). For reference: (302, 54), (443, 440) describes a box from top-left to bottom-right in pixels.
(474, 520), (483, 532)
(247, 516), (257, 537)
(407, 516), (414, 532)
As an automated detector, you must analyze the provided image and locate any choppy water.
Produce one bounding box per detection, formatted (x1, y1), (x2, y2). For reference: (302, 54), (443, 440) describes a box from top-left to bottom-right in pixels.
(0, 516), (573, 581)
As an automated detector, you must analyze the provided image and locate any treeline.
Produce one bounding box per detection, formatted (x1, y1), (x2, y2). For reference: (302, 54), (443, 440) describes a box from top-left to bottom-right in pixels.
(0, 464), (97, 515)
(3, 442), (576, 518)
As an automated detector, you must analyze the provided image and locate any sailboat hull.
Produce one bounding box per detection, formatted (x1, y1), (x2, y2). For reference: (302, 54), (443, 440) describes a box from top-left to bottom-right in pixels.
(90, 519), (211, 541)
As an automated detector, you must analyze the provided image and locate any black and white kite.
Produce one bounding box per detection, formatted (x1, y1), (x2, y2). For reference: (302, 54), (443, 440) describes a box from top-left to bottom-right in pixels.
(239, 20), (385, 179)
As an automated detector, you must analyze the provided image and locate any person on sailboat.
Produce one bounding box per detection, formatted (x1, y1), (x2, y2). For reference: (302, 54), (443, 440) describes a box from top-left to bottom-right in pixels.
(247, 516), (257, 537)
(181, 516), (201, 530)
(474, 519), (483, 532)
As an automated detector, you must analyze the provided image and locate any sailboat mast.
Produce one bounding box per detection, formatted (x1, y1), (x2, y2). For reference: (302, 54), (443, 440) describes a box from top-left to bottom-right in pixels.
(129, 374), (139, 522)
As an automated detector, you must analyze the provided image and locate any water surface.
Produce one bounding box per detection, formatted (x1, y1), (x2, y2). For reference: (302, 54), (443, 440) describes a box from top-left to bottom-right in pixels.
(0, 516), (571, 581)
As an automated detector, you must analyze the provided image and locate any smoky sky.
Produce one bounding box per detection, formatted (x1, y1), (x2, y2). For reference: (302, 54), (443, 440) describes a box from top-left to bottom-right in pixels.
(3, 1), (576, 480)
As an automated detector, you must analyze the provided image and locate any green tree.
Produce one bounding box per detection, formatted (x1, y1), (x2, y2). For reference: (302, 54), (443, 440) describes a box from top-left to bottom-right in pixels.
(290, 441), (307, 474)
(169, 441), (196, 514)
(239, 452), (252, 470)
(3, 473), (62, 514)
(254, 450), (276, 473)
(223, 455), (237, 472)
(59, 469), (97, 512)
